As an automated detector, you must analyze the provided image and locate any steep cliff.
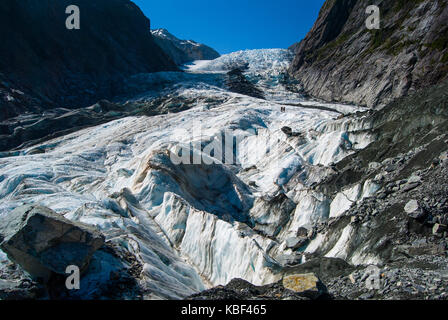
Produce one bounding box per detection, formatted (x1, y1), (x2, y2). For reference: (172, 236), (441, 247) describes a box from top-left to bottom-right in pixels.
(151, 28), (220, 65)
(290, 0), (448, 108)
(0, 0), (177, 120)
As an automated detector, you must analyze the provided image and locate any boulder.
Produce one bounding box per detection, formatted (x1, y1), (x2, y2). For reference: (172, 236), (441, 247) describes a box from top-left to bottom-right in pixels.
(0, 205), (105, 282)
(433, 223), (447, 235)
(296, 227), (309, 238)
(402, 182), (420, 192)
(281, 126), (302, 137)
(404, 200), (425, 219)
(407, 175), (422, 184)
(282, 273), (324, 298)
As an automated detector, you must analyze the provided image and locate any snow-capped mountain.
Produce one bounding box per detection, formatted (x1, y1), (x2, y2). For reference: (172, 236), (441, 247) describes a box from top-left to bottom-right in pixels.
(151, 28), (220, 65)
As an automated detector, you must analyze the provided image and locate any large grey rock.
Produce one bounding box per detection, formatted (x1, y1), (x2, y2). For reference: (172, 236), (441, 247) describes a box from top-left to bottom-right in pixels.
(0, 205), (104, 282)
(407, 175), (422, 184)
(296, 227), (310, 238)
(433, 223), (447, 235)
(404, 200), (425, 219)
(403, 182), (421, 192)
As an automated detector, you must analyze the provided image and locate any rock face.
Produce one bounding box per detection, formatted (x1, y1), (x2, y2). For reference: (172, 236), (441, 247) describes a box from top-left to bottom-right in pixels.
(290, 0), (448, 108)
(0, 0), (177, 120)
(151, 28), (220, 65)
(0, 205), (104, 281)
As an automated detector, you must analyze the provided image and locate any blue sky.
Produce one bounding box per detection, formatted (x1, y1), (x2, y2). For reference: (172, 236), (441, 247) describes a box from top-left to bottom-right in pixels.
(133, 0), (326, 54)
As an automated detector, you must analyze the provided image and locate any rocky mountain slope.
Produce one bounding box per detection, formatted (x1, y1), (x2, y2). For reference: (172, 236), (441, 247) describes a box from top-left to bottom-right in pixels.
(289, 0), (448, 108)
(0, 0), (177, 120)
(151, 28), (220, 65)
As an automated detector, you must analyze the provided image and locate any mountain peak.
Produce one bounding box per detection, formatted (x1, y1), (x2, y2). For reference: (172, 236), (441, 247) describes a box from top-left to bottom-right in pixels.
(151, 28), (173, 38)
(151, 28), (220, 65)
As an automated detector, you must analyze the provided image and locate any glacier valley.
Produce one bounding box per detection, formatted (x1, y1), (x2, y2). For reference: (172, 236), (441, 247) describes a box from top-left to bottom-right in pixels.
(0, 49), (383, 299)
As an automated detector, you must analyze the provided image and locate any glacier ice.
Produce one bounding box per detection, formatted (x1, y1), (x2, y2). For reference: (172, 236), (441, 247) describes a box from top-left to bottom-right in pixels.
(0, 49), (378, 298)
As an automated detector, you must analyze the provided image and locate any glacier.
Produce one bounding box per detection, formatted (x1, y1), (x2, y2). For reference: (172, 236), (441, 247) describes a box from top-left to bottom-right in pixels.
(0, 49), (378, 299)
